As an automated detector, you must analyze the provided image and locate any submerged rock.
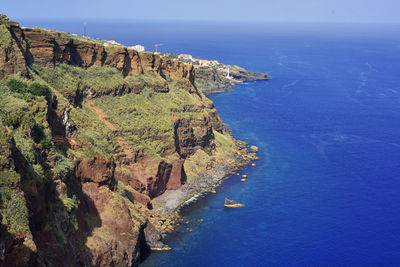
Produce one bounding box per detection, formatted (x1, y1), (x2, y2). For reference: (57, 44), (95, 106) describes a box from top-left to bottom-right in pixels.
(249, 145), (259, 153)
(224, 198), (245, 208)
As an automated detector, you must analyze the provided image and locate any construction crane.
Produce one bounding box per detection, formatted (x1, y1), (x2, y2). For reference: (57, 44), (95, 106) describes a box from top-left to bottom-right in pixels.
(154, 43), (163, 54)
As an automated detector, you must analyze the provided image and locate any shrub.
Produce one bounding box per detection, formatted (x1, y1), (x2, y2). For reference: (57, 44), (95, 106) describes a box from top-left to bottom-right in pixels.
(0, 187), (30, 235)
(0, 24), (11, 47)
(61, 194), (80, 212)
(2, 111), (23, 128)
(7, 79), (27, 94)
(0, 170), (20, 187)
(54, 155), (72, 180)
(29, 82), (48, 96)
(39, 136), (53, 150)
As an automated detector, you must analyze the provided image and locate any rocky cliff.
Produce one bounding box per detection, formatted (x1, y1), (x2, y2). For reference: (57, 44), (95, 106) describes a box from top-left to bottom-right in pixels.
(0, 15), (260, 266)
(0, 25), (194, 80)
(194, 65), (270, 94)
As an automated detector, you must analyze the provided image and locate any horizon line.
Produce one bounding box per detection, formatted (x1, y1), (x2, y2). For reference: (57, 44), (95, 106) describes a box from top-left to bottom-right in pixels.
(11, 16), (400, 26)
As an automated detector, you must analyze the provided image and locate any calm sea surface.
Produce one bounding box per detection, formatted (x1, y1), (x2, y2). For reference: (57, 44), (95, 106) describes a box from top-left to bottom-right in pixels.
(20, 19), (400, 266)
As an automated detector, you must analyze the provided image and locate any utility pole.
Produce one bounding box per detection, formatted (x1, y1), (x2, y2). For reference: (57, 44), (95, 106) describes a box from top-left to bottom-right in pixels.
(154, 43), (163, 54)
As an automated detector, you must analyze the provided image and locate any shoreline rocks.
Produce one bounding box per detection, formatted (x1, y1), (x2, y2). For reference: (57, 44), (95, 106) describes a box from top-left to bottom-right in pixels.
(249, 145), (259, 153)
(224, 198), (245, 208)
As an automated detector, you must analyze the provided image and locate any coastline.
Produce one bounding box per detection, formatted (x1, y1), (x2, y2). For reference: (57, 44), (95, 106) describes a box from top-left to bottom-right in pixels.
(152, 140), (257, 213)
(143, 116), (260, 256)
(0, 15), (268, 266)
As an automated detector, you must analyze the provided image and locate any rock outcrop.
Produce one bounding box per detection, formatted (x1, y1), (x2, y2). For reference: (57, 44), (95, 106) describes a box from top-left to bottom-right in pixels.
(194, 65), (270, 94)
(0, 15), (264, 267)
(75, 156), (116, 190)
(174, 118), (216, 159)
(0, 23), (195, 84)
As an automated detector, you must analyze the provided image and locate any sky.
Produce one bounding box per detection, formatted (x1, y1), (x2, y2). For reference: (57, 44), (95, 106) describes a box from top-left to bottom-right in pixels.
(2, 0), (400, 24)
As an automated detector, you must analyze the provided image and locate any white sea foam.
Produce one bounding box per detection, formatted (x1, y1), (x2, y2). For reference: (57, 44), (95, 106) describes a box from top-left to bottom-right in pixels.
(181, 193), (203, 207)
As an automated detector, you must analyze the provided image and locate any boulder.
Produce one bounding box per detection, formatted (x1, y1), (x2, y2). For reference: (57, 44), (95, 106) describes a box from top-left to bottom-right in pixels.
(74, 156), (116, 190)
(224, 198), (245, 208)
(249, 145), (259, 153)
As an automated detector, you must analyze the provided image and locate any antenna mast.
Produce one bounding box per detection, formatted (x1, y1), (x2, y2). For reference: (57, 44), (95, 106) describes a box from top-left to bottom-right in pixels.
(154, 43), (163, 54)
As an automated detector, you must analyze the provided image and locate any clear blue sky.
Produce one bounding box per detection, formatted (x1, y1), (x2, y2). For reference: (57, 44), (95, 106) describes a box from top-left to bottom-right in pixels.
(3, 0), (400, 23)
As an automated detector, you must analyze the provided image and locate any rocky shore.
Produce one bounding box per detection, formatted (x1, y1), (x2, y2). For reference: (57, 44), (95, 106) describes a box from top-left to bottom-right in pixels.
(144, 141), (258, 255)
(152, 141), (257, 213)
(0, 15), (266, 266)
(195, 65), (270, 95)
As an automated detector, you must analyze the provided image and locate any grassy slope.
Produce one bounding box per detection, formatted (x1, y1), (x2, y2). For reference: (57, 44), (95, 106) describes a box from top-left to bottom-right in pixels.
(32, 63), (225, 163)
(0, 61), (240, 249)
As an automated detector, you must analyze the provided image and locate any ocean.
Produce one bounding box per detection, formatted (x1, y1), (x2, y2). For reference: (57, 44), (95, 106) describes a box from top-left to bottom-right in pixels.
(20, 19), (400, 266)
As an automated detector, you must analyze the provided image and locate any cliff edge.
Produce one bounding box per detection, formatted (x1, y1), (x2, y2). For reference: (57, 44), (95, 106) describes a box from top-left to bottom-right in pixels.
(0, 15), (261, 266)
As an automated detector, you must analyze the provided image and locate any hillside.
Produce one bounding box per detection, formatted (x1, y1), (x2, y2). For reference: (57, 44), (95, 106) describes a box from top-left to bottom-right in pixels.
(162, 52), (270, 94)
(0, 15), (260, 266)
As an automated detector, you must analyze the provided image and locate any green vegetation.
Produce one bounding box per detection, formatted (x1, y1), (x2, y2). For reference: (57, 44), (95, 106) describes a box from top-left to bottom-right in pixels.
(54, 154), (72, 180)
(0, 170), (20, 187)
(0, 14), (19, 27)
(116, 182), (146, 226)
(13, 129), (36, 162)
(0, 171), (30, 236)
(29, 82), (49, 96)
(126, 71), (167, 89)
(194, 75), (219, 91)
(229, 65), (247, 74)
(32, 64), (127, 94)
(0, 21), (245, 262)
(30, 27), (104, 45)
(213, 130), (236, 161)
(116, 180), (142, 206)
(0, 38), (241, 255)
(161, 52), (178, 59)
(69, 103), (118, 159)
(0, 24), (11, 47)
(61, 194), (80, 212)
(30, 63), (219, 160)
(183, 149), (211, 182)
(183, 130), (238, 182)
(94, 76), (211, 158)
(7, 79), (28, 94)
(0, 73), (68, 241)
(5, 78), (49, 97)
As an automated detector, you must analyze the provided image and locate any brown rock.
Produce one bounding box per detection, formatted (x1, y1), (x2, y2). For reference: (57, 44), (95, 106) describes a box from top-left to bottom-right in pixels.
(79, 183), (147, 267)
(173, 117), (215, 159)
(166, 160), (186, 190)
(249, 145), (259, 153)
(0, 22), (197, 87)
(75, 156), (116, 190)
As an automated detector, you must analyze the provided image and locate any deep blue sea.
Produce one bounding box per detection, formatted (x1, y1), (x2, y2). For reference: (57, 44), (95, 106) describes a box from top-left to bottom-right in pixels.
(21, 19), (400, 266)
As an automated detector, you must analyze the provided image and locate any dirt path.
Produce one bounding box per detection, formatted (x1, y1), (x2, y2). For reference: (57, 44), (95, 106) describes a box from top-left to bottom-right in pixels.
(87, 100), (117, 131)
(87, 100), (135, 160)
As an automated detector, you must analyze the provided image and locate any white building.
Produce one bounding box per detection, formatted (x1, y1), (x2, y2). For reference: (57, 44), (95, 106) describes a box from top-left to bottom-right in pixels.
(103, 40), (122, 47)
(128, 45), (145, 52)
(178, 54), (193, 60)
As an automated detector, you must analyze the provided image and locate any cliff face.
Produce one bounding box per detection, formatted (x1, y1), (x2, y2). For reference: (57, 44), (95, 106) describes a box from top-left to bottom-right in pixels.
(0, 132), (148, 266)
(194, 65), (270, 94)
(0, 23), (194, 82)
(0, 16), (249, 266)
